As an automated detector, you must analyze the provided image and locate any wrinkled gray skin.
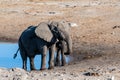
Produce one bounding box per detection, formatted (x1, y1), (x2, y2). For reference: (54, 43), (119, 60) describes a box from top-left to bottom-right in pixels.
(17, 21), (72, 71)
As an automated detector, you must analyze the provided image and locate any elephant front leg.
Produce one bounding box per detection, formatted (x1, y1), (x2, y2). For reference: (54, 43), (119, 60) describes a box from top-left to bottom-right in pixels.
(61, 53), (66, 66)
(49, 45), (55, 69)
(41, 46), (47, 70)
(55, 49), (61, 66)
(61, 41), (66, 66)
(29, 57), (36, 70)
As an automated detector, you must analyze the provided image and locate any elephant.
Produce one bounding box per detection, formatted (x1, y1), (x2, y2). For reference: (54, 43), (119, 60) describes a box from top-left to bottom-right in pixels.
(55, 21), (72, 66)
(55, 40), (69, 66)
(15, 21), (72, 71)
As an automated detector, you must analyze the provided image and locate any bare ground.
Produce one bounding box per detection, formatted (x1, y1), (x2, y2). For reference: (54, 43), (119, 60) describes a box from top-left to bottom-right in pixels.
(0, 0), (120, 80)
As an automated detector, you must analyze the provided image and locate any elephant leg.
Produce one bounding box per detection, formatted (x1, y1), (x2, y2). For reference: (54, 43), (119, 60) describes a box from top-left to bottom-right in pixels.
(61, 42), (66, 66)
(20, 50), (27, 70)
(41, 46), (47, 70)
(55, 49), (61, 66)
(29, 57), (36, 70)
(22, 57), (27, 70)
(61, 52), (66, 66)
(49, 45), (55, 69)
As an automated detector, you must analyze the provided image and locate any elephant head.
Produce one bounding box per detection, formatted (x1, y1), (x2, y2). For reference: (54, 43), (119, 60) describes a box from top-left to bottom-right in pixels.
(35, 21), (72, 54)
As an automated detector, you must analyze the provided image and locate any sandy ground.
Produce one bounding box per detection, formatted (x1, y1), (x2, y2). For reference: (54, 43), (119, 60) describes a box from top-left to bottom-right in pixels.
(0, 0), (120, 80)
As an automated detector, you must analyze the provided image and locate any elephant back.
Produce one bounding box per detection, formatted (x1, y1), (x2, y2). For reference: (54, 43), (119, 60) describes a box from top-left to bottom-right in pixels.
(35, 22), (53, 42)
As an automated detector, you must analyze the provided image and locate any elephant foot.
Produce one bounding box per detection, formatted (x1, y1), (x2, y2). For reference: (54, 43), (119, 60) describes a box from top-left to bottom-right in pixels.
(55, 59), (61, 66)
(61, 62), (66, 66)
(23, 68), (27, 71)
(48, 66), (54, 70)
(31, 68), (36, 71)
(55, 63), (61, 66)
(61, 64), (66, 66)
(22, 66), (27, 71)
(61, 60), (66, 66)
(40, 68), (47, 70)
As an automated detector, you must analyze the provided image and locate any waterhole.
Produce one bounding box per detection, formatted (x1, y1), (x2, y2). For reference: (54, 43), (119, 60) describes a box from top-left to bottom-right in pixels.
(0, 42), (72, 70)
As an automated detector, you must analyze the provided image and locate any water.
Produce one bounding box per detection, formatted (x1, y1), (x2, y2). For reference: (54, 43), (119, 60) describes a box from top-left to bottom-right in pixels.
(0, 42), (71, 70)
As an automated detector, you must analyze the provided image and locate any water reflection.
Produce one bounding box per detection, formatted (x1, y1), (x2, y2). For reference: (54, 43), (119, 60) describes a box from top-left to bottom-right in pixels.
(0, 42), (71, 70)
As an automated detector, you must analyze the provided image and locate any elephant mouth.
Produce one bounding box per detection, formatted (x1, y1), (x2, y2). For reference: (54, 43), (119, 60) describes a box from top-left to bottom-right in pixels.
(64, 52), (70, 55)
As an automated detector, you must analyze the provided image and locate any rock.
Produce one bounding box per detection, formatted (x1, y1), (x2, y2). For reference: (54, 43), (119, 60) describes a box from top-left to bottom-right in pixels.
(107, 67), (116, 73)
(83, 72), (100, 76)
(49, 12), (56, 14)
(107, 76), (115, 80)
(12, 73), (28, 80)
(9, 68), (26, 72)
(43, 73), (47, 76)
(112, 26), (120, 29)
(69, 23), (78, 27)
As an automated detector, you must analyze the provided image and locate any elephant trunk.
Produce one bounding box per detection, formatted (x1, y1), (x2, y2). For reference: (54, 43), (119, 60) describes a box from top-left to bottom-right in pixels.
(64, 35), (72, 55)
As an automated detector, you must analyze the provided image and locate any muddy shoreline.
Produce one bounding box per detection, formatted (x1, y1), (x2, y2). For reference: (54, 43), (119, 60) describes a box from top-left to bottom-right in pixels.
(0, 37), (18, 43)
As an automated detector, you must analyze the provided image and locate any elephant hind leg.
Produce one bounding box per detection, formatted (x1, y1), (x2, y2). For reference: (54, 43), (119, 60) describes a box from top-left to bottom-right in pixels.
(29, 57), (36, 70)
(20, 50), (27, 70)
(22, 55), (27, 70)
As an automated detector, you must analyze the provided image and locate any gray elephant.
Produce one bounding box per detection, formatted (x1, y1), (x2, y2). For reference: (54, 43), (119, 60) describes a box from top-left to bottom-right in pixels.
(15, 21), (72, 71)
(55, 40), (69, 66)
(55, 21), (72, 66)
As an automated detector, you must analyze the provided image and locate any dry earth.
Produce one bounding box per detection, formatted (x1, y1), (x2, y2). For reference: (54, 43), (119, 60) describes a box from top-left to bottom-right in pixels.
(0, 0), (120, 80)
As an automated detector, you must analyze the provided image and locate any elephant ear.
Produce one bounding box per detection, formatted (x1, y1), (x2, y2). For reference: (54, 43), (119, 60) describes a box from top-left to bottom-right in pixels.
(35, 22), (53, 42)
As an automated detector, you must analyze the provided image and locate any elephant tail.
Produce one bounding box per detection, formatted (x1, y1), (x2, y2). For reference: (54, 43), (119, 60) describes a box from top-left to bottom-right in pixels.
(13, 48), (19, 59)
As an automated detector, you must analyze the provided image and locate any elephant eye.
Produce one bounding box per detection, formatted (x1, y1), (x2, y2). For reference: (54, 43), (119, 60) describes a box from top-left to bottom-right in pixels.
(53, 27), (59, 33)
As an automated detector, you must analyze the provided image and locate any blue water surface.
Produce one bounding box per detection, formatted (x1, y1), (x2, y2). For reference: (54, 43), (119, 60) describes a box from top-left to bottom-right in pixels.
(0, 42), (71, 70)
